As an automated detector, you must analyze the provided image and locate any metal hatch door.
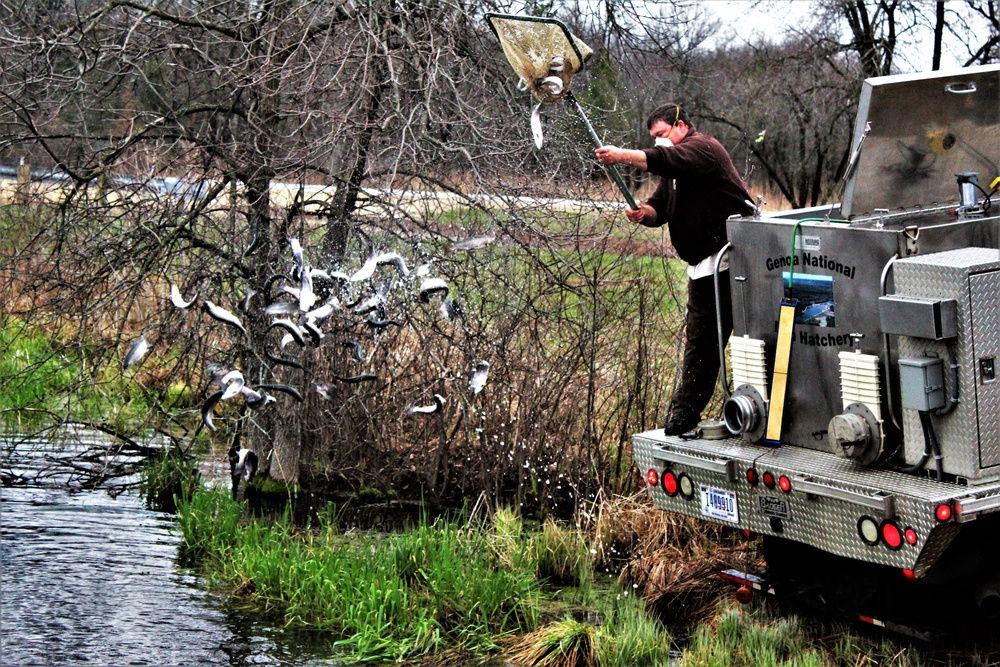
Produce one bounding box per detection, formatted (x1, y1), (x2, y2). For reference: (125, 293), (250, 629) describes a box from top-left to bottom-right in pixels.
(842, 64), (1000, 217)
(970, 270), (1000, 468)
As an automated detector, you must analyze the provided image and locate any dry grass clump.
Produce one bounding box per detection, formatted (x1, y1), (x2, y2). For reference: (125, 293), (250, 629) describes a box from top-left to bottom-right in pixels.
(581, 491), (761, 635)
(508, 618), (596, 667)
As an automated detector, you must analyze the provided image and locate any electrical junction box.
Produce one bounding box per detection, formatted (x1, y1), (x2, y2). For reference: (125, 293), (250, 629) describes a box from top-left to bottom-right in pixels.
(898, 357), (945, 412)
(879, 295), (957, 340)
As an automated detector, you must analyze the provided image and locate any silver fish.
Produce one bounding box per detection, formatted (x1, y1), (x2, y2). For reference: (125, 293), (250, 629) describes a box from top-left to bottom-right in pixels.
(333, 373), (378, 384)
(170, 284), (198, 309)
(299, 266), (316, 312)
(350, 252), (409, 282)
(301, 319), (324, 346)
(269, 319), (305, 347)
(202, 301), (248, 338)
(405, 394), (445, 417)
(201, 389), (225, 432)
(238, 287), (257, 313)
(366, 315), (401, 329)
(314, 382), (337, 401)
(449, 235), (495, 252)
(305, 301), (338, 323)
(264, 301), (300, 316)
(418, 277), (449, 303)
(341, 340), (365, 363)
(352, 294), (384, 316)
(549, 56), (565, 73)
(469, 360), (490, 394)
(234, 446), (258, 483)
(531, 103), (544, 149)
(219, 370), (245, 401)
(257, 383), (304, 402)
(440, 298), (464, 323)
(539, 75), (564, 96)
(123, 335), (149, 370)
(289, 237), (304, 268)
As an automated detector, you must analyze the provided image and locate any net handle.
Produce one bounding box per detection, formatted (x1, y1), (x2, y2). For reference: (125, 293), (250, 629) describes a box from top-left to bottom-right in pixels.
(565, 91), (637, 209)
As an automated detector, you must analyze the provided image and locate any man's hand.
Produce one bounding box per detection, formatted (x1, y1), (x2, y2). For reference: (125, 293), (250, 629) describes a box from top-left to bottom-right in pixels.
(595, 145), (623, 165)
(625, 202), (653, 224)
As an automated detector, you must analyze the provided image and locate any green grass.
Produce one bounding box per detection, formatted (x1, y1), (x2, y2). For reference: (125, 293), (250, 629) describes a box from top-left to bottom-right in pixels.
(176, 489), (684, 665)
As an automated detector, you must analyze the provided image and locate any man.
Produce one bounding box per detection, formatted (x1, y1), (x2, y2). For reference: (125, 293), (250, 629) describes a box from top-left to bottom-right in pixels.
(596, 103), (752, 435)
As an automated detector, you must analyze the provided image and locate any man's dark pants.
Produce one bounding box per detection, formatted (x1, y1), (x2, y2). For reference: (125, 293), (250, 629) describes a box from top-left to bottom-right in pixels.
(669, 270), (733, 420)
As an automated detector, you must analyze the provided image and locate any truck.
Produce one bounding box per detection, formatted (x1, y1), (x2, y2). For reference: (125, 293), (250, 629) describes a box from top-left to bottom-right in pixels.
(632, 64), (1000, 638)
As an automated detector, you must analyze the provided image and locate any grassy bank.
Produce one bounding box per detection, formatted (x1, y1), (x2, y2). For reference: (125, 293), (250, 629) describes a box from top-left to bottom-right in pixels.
(176, 487), (675, 665)
(174, 486), (970, 667)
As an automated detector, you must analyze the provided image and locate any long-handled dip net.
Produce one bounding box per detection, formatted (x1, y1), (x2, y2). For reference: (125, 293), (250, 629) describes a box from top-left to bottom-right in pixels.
(485, 13), (637, 209)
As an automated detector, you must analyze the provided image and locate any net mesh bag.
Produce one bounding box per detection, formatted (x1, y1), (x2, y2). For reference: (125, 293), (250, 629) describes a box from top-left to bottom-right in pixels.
(486, 14), (593, 104)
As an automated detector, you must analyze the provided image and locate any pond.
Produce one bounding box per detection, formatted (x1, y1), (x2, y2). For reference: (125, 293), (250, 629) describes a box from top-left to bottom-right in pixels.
(0, 431), (351, 666)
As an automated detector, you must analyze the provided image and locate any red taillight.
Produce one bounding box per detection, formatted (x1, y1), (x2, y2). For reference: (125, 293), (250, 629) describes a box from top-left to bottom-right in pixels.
(936, 503), (953, 522)
(746, 468), (758, 486)
(646, 469), (658, 486)
(904, 527), (918, 545)
(881, 520), (903, 550)
(778, 475), (792, 493)
(902, 568), (916, 580)
(762, 471), (776, 489)
(662, 471), (679, 496)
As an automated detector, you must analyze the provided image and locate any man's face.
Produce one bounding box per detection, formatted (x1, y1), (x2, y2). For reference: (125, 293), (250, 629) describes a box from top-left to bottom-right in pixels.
(650, 118), (681, 144)
(649, 119), (673, 141)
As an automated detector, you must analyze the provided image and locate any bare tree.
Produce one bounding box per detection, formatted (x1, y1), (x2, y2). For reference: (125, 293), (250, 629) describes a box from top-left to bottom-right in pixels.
(0, 0), (702, 514)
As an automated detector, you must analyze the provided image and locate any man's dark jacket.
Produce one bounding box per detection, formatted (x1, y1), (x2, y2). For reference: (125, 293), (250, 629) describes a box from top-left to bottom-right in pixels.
(641, 130), (753, 265)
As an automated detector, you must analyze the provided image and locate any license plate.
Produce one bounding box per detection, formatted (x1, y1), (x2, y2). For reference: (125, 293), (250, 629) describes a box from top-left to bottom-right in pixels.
(700, 485), (739, 523)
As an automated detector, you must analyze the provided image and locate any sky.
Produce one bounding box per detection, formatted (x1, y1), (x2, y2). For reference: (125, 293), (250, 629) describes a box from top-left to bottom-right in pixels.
(702, 0), (983, 72)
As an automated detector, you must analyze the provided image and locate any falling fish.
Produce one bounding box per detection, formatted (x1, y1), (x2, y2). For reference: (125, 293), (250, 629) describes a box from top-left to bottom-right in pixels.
(289, 237), (304, 268)
(258, 383), (304, 402)
(123, 335), (149, 371)
(202, 301), (248, 338)
(314, 382), (337, 401)
(231, 444), (258, 483)
(350, 252), (410, 282)
(266, 347), (302, 369)
(269, 319), (305, 347)
(440, 298), (464, 323)
(469, 361), (490, 394)
(366, 316), (401, 330)
(405, 394), (445, 417)
(538, 75), (564, 96)
(201, 389), (225, 432)
(238, 287), (256, 313)
(341, 340), (365, 363)
(332, 373), (378, 384)
(531, 103), (544, 149)
(170, 284), (198, 309)
(418, 277), (449, 303)
(449, 234), (495, 252)
(218, 370), (245, 401)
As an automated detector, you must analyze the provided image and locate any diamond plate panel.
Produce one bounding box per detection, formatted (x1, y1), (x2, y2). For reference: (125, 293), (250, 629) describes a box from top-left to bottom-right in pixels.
(632, 429), (1000, 574)
(894, 248), (1000, 481)
(970, 271), (1000, 467)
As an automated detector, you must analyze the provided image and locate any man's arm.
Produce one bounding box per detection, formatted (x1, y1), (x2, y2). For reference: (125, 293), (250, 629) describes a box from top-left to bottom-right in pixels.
(595, 145), (648, 171)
